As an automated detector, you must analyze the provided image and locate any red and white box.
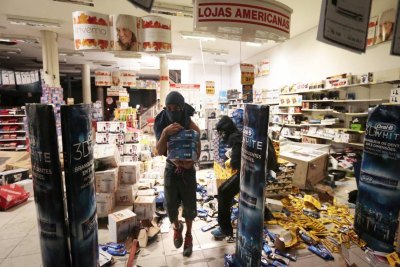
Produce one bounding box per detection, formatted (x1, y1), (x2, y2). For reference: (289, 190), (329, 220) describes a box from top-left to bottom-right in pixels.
(0, 184), (30, 210)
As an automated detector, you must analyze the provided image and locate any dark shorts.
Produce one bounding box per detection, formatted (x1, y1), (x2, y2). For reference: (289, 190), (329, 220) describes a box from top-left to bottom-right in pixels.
(164, 163), (197, 222)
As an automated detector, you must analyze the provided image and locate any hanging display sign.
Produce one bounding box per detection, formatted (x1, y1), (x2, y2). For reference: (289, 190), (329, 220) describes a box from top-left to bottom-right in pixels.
(355, 105), (400, 253)
(367, 16), (378, 47)
(391, 4), (400, 56)
(317, 0), (372, 53)
(107, 87), (127, 96)
(110, 14), (139, 52)
(205, 81), (215, 95)
(240, 63), (255, 85)
(194, 0), (292, 42)
(120, 70), (136, 87)
(242, 84), (253, 103)
(170, 83), (200, 90)
(139, 16), (172, 53)
(72, 11), (110, 50)
(95, 70), (111, 86)
(256, 59), (270, 77)
(236, 104), (270, 267)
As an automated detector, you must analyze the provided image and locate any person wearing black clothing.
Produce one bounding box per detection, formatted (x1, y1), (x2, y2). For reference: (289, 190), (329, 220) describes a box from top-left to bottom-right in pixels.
(211, 116), (278, 240)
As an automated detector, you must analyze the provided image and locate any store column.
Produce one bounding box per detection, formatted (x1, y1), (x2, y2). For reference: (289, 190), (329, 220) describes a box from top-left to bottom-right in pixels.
(97, 87), (104, 106)
(159, 55), (169, 107)
(82, 63), (91, 104)
(40, 30), (60, 87)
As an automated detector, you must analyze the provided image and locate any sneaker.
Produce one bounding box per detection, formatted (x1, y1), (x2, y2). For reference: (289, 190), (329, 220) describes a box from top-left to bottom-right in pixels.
(183, 234), (193, 257)
(173, 222), (183, 248)
(211, 227), (226, 239)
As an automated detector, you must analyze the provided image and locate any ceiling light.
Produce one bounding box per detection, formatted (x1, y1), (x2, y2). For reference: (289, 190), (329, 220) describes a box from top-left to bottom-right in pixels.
(202, 48), (229, 56)
(181, 32), (216, 42)
(59, 50), (84, 57)
(246, 42), (262, 47)
(166, 55), (192, 61)
(0, 47), (21, 54)
(6, 15), (61, 28)
(214, 59), (227, 65)
(53, 0), (94, 7)
(92, 61), (117, 67)
(112, 51), (142, 59)
(152, 2), (193, 17)
(0, 34), (39, 44)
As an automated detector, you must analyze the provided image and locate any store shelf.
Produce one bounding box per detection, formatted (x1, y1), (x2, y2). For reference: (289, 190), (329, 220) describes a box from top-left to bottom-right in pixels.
(0, 130), (26, 133)
(301, 109), (334, 112)
(0, 123), (24, 125)
(281, 135), (302, 140)
(0, 114), (26, 117)
(0, 138), (26, 141)
(274, 122), (338, 127)
(331, 111), (369, 116)
(333, 99), (385, 103)
(302, 100), (333, 103)
(332, 140), (364, 147)
(278, 104), (302, 107)
(274, 113), (303, 115)
(334, 128), (365, 134)
(0, 147), (18, 150)
(301, 134), (333, 140)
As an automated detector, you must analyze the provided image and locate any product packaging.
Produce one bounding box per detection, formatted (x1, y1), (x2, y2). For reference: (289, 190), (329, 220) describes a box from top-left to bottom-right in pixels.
(355, 105), (400, 252)
(94, 144), (120, 168)
(108, 209), (137, 243)
(95, 168), (119, 193)
(168, 148), (197, 160)
(115, 185), (137, 205)
(168, 130), (199, 141)
(96, 192), (115, 218)
(134, 195), (156, 221)
(119, 162), (140, 184)
(61, 104), (98, 267)
(167, 140), (197, 150)
(14, 179), (34, 196)
(0, 184), (29, 210)
(0, 168), (29, 185)
(26, 104), (71, 267)
(123, 143), (141, 155)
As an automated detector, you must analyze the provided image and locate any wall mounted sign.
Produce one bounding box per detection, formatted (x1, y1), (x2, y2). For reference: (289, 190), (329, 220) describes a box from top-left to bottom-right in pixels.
(139, 16), (172, 53)
(194, 0), (292, 42)
(72, 11), (110, 50)
(205, 80), (215, 95)
(256, 59), (270, 77)
(317, 0), (372, 53)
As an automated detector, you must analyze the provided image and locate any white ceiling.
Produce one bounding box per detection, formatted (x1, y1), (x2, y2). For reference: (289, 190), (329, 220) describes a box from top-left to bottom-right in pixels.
(0, 0), (322, 75)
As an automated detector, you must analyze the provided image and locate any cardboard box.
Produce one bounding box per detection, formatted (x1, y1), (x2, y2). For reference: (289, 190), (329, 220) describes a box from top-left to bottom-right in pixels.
(115, 185), (137, 206)
(201, 140), (210, 151)
(123, 144), (141, 155)
(97, 121), (110, 133)
(119, 162), (140, 184)
(134, 196), (156, 221)
(94, 144), (120, 168)
(95, 133), (109, 144)
(14, 179), (33, 196)
(107, 133), (124, 145)
(108, 209), (137, 242)
(136, 189), (155, 196)
(0, 168), (29, 185)
(124, 131), (140, 143)
(109, 121), (126, 133)
(200, 129), (208, 140)
(265, 198), (284, 212)
(95, 168), (119, 193)
(200, 151), (210, 161)
(96, 192), (115, 218)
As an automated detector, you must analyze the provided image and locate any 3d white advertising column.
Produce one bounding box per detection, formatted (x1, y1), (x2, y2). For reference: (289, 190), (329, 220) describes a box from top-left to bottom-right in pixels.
(40, 30), (60, 87)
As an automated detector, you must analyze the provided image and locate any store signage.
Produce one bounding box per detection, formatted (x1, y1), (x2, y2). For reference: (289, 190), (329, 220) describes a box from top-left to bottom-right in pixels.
(242, 84), (253, 103)
(355, 105), (400, 252)
(194, 0), (292, 42)
(95, 70), (111, 86)
(120, 70), (136, 87)
(205, 81), (215, 95)
(391, 4), (400, 56)
(110, 14), (139, 52)
(256, 59), (270, 77)
(139, 16), (172, 53)
(240, 63), (255, 85)
(107, 87), (127, 96)
(170, 83), (200, 90)
(317, 0), (372, 53)
(72, 11), (110, 50)
(236, 104), (270, 267)
(367, 16), (378, 47)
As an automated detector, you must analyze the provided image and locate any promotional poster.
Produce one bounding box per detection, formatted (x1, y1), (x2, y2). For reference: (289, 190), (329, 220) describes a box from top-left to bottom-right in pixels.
(61, 104), (98, 266)
(355, 105), (400, 252)
(235, 104), (270, 267)
(26, 104), (71, 267)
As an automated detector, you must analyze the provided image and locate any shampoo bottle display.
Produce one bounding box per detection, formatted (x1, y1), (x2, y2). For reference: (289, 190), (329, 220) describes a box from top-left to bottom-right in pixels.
(26, 104), (71, 267)
(235, 104), (270, 267)
(355, 105), (400, 252)
(61, 104), (98, 266)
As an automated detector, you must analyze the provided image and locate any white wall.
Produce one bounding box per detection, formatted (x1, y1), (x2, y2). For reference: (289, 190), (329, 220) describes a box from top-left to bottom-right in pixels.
(230, 0), (400, 90)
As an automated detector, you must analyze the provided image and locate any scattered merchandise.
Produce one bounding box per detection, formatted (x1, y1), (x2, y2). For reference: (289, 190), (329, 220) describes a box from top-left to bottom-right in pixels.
(0, 184), (29, 210)
(0, 168), (29, 185)
(108, 209), (137, 243)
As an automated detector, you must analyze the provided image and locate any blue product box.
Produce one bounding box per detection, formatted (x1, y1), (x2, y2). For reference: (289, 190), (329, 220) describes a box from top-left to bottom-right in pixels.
(167, 140), (198, 150)
(168, 148), (197, 160)
(169, 130), (199, 141)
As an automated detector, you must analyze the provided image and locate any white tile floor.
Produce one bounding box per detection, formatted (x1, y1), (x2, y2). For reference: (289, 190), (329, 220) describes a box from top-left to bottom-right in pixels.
(0, 177), (371, 267)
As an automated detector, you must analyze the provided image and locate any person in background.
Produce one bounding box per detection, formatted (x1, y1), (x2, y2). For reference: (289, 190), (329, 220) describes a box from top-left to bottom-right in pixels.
(211, 116), (279, 241)
(115, 14), (137, 51)
(154, 91), (201, 257)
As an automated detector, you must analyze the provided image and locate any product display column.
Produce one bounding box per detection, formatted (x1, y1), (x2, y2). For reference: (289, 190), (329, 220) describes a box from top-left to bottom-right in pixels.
(40, 30), (60, 87)
(82, 63), (91, 104)
(159, 55), (169, 106)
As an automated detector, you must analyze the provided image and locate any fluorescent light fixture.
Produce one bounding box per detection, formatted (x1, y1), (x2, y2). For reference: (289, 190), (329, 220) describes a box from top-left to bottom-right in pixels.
(6, 15), (61, 28)
(0, 47), (21, 54)
(0, 34), (39, 44)
(92, 61), (117, 67)
(112, 51), (142, 59)
(181, 31), (216, 42)
(166, 55), (192, 61)
(214, 59), (227, 65)
(246, 42), (262, 47)
(59, 50), (84, 57)
(202, 48), (229, 56)
(152, 2), (193, 17)
(53, 0), (94, 7)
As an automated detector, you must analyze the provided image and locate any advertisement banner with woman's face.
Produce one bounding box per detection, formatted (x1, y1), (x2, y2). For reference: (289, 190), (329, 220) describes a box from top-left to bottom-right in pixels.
(376, 9), (396, 44)
(111, 14), (139, 51)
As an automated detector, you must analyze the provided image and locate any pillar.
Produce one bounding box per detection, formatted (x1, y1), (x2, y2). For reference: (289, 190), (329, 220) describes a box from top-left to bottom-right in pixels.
(40, 30), (60, 87)
(97, 86), (104, 106)
(82, 63), (91, 104)
(159, 55), (169, 107)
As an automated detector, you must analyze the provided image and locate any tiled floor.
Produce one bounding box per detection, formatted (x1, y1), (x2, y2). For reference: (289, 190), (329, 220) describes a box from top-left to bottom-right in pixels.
(0, 176), (371, 267)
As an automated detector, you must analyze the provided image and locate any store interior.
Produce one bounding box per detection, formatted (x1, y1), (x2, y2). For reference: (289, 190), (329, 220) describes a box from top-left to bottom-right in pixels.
(1, 0), (400, 266)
